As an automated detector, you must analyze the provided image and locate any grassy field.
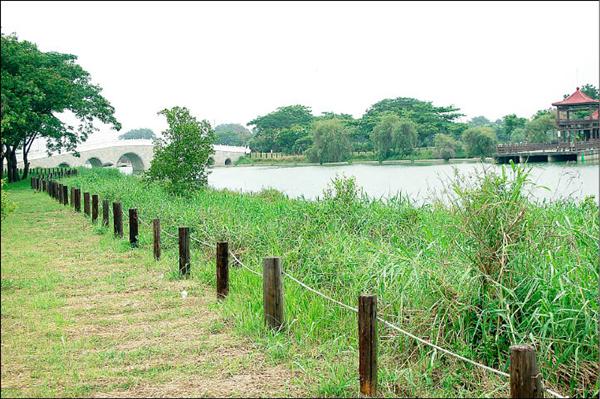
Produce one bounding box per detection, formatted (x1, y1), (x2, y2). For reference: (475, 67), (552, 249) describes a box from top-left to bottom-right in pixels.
(2, 164), (598, 397)
(0, 181), (305, 397)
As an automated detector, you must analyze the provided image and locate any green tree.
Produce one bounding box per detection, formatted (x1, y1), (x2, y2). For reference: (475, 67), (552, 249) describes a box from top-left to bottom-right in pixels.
(433, 133), (460, 161)
(510, 127), (526, 143)
(370, 113), (417, 161)
(496, 114), (527, 143)
(525, 112), (557, 143)
(462, 126), (497, 158)
(119, 128), (155, 140)
(248, 105), (313, 153)
(214, 123), (251, 146)
(392, 118), (418, 156)
(359, 97), (464, 146)
(145, 107), (215, 195)
(306, 119), (352, 165)
(1, 33), (120, 182)
(469, 116), (492, 127)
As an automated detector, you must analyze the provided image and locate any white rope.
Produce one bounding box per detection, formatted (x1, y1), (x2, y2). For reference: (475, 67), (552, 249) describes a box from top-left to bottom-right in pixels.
(229, 251), (262, 277)
(281, 270), (565, 398)
(101, 202), (565, 398)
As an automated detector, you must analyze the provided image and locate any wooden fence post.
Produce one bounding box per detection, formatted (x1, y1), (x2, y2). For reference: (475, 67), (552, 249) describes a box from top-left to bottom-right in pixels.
(74, 189), (81, 212)
(102, 200), (109, 227)
(510, 345), (544, 398)
(152, 218), (161, 260)
(92, 194), (99, 223)
(359, 295), (378, 397)
(263, 257), (283, 329)
(62, 185), (68, 205)
(58, 184), (63, 203)
(129, 208), (138, 247)
(70, 187), (75, 208)
(178, 227), (190, 276)
(84, 192), (90, 216)
(113, 202), (123, 238)
(216, 241), (229, 299)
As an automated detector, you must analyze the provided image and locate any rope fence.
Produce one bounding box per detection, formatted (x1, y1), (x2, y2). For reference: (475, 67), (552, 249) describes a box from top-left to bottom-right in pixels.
(33, 172), (567, 399)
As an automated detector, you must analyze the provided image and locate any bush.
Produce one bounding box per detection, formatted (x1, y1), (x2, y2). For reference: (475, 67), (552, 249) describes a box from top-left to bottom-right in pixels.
(1, 179), (16, 220)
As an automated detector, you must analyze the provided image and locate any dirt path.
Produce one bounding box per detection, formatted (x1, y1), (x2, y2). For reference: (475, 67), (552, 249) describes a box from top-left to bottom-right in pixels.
(1, 186), (304, 397)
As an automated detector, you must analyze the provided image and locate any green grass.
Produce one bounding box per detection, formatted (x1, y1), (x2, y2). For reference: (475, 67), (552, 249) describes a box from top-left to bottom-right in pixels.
(1, 180), (305, 398)
(5, 165), (599, 397)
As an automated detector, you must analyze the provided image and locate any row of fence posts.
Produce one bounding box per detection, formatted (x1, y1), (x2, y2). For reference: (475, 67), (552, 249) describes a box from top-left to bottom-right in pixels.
(31, 172), (553, 399)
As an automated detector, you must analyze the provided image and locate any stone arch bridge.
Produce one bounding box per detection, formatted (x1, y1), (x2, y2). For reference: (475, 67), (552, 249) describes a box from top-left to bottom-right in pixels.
(16, 140), (250, 172)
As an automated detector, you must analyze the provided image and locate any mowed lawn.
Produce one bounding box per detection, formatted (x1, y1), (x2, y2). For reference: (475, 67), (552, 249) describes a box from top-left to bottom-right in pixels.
(0, 183), (304, 398)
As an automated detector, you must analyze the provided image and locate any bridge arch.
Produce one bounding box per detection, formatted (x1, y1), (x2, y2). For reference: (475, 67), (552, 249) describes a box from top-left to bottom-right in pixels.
(117, 152), (145, 172)
(86, 157), (103, 168)
(224, 158), (232, 166)
(58, 162), (71, 168)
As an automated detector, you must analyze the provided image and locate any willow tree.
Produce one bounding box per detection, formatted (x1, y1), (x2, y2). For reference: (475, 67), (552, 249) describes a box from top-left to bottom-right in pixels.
(1, 33), (120, 182)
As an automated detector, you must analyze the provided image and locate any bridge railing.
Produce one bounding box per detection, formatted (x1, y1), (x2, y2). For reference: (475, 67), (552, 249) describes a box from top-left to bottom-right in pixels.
(496, 139), (600, 155)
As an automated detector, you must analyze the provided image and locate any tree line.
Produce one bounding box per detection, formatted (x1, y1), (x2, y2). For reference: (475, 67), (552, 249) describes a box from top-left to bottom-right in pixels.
(214, 83), (598, 163)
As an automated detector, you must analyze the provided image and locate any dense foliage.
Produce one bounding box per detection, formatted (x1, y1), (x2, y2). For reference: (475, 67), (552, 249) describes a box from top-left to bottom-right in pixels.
(1, 32), (120, 182)
(118, 128), (155, 140)
(145, 106), (215, 195)
(305, 119), (352, 164)
(62, 166), (598, 397)
(214, 123), (251, 146)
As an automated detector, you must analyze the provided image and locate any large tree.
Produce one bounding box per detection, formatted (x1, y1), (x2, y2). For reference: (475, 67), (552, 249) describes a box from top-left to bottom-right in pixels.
(359, 97), (464, 147)
(306, 118), (352, 165)
(1, 33), (120, 182)
(495, 114), (527, 143)
(525, 111), (557, 143)
(214, 123), (251, 146)
(462, 126), (497, 158)
(247, 105), (313, 153)
(370, 113), (417, 162)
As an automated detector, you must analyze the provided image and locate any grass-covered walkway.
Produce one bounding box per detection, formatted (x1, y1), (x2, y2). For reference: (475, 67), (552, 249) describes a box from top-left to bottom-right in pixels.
(1, 183), (303, 397)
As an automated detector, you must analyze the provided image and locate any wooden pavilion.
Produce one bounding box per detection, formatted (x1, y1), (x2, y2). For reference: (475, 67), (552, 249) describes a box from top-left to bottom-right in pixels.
(552, 87), (600, 142)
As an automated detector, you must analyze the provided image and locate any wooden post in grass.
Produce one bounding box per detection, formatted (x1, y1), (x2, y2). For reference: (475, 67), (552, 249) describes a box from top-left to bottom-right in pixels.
(62, 185), (68, 205)
(102, 200), (109, 227)
(84, 192), (90, 216)
(58, 184), (63, 203)
(129, 208), (138, 247)
(216, 241), (229, 299)
(92, 194), (99, 223)
(262, 257), (283, 329)
(113, 202), (123, 238)
(178, 227), (190, 276)
(74, 189), (81, 212)
(70, 187), (75, 208)
(359, 294), (377, 397)
(42, 179), (47, 192)
(510, 345), (544, 398)
(152, 218), (161, 260)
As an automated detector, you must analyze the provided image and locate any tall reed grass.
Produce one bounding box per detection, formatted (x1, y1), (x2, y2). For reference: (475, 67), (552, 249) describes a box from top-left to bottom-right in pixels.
(60, 164), (598, 396)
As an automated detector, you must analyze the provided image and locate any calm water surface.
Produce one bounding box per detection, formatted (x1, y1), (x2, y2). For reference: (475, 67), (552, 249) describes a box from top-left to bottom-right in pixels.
(208, 162), (599, 203)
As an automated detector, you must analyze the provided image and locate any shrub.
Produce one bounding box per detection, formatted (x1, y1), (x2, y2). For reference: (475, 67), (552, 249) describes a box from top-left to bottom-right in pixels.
(1, 179), (16, 220)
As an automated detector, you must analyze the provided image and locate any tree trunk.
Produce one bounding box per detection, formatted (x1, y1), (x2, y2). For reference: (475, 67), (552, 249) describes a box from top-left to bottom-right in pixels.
(22, 149), (30, 180)
(6, 146), (19, 183)
(0, 152), (4, 180)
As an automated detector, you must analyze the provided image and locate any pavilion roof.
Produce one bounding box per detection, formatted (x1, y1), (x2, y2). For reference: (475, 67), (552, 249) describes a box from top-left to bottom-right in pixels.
(552, 87), (600, 106)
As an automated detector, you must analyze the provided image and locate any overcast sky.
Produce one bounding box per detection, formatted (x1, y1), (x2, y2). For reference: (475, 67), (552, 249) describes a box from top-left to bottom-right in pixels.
(2, 1), (599, 148)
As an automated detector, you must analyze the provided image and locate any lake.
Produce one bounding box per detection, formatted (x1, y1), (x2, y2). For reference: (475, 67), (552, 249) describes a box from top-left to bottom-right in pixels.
(208, 161), (599, 203)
